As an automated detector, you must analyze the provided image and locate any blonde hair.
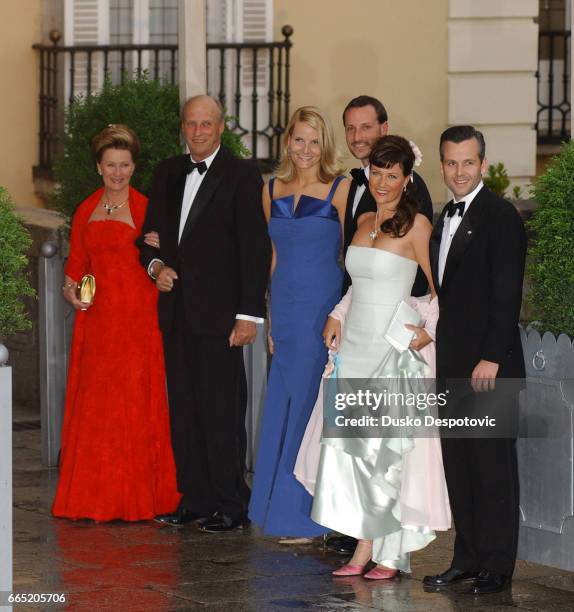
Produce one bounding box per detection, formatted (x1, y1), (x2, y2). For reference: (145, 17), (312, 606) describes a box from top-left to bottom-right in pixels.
(275, 106), (344, 183)
(92, 124), (140, 163)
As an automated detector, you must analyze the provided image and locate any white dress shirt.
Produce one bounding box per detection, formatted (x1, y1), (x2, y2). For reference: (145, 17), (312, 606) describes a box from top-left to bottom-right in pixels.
(178, 146), (220, 241)
(438, 181), (483, 286)
(351, 166), (369, 217)
(148, 145), (263, 324)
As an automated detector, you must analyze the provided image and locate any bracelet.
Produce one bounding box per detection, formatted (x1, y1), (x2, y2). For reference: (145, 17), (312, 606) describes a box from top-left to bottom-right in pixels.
(62, 282), (76, 291)
(149, 262), (164, 280)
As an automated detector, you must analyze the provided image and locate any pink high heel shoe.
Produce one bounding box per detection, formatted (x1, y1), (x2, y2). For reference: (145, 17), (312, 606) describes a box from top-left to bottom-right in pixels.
(363, 566), (398, 580)
(332, 563), (368, 577)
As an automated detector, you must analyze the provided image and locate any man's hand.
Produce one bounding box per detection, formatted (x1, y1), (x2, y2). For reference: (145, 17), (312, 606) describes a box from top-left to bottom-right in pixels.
(471, 359), (499, 392)
(267, 331), (274, 355)
(405, 324), (432, 351)
(229, 319), (257, 347)
(155, 265), (178, 292)
(323, 316), (342, 350)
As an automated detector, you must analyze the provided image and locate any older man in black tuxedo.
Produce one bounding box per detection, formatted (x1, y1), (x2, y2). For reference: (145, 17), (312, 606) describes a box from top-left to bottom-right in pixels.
(138, 95), (271, 532)
(423, 125), (526, 594)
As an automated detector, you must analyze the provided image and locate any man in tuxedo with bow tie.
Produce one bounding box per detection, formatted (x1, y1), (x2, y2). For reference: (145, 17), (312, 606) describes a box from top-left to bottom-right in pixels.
(342, 95), (434, 295)
(423, 125), (526, 594)
(138, 95), (271, 532)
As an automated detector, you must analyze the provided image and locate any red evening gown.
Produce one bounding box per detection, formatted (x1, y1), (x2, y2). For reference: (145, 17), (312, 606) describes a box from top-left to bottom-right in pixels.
(52, 187), (180, 521)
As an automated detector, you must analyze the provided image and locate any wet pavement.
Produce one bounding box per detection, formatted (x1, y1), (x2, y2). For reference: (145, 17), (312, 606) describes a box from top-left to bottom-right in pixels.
(12, 428), (574, 611)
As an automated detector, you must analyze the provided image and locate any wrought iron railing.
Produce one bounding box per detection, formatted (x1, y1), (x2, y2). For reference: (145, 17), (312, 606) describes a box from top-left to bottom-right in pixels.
(32, 26), (293, 177)
(536, 30), (571, 144)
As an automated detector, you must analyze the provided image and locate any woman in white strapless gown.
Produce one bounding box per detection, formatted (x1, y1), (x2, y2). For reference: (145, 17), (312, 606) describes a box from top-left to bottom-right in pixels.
(295, 135), (450, 579)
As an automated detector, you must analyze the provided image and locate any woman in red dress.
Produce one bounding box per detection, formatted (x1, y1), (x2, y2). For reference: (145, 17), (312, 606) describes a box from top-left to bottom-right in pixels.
(52, 125), (180, 521)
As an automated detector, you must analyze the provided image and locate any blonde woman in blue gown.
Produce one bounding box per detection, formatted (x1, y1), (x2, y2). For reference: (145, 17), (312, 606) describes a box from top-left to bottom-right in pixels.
(249, 107), (350, 538)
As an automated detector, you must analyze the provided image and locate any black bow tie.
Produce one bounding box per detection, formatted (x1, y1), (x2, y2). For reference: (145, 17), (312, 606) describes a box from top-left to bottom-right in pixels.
(350, 167), (368, 187)
(446, 201), (466, 218)
(185, 158), (207, 175)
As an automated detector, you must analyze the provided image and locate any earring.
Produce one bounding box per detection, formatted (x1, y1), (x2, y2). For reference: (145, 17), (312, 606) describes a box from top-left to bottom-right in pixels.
(97, 168), (102, 175)
(403, 184), (407, 192)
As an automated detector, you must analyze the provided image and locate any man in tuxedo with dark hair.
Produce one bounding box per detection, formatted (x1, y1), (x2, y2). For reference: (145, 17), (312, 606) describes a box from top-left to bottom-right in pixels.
(138, 95), (271, 532)
(423, 125), (526, 594)
(342, 95), (434, 295)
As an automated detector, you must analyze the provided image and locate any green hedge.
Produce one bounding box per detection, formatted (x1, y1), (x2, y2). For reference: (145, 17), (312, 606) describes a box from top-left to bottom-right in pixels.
(527, 140), (574, 337)
(0, 187), (35, 338)
(51, 74), (249, 220)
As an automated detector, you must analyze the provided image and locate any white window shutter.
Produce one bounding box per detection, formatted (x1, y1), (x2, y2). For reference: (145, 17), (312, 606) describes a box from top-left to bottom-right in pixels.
(65, 0), (109, 99)
(237, 0), (272, 88)
(240, 0), (272, 43)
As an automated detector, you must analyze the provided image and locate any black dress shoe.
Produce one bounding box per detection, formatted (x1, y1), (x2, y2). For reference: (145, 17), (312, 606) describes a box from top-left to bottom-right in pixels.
(325, 535), (357, 555)
(154, 508), (207, 526)
(197, 512), (250, 533)
(471, 570), (510, 595)
(423, 567), (480, 588)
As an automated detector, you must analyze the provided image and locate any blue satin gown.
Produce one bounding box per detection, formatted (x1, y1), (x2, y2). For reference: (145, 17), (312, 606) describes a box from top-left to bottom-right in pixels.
(249, 176), (344, 536)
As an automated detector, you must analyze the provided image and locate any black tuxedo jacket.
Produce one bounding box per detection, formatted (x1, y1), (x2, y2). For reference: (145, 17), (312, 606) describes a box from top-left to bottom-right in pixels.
(430, 186), (526, 378)
(138, 146), (271, 336)
(342, 170), (434, 295)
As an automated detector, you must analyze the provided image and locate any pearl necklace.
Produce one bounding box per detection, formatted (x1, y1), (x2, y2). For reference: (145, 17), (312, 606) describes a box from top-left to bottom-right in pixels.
(102, 197), (128, 215)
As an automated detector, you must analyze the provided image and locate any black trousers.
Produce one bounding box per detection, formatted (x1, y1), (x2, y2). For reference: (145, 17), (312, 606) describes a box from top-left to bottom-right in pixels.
(441, 436), (519, 576)
(162, 311), (250, 520)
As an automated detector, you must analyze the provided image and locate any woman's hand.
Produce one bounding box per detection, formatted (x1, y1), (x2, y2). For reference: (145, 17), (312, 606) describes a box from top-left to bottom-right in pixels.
(323, 316), (341, 350)
(62, 279), (92, 310)
(267, 331), (274, 355)
(405, 324), (432, 351)
(144, 231), (160, 249)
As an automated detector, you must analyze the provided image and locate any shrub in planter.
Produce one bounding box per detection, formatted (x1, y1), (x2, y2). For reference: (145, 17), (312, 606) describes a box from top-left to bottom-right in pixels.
(51, 73), (249, 220)
(483, 162), (510, 198)
(0, 187), (35, 338)
(527, 140), (574, 337)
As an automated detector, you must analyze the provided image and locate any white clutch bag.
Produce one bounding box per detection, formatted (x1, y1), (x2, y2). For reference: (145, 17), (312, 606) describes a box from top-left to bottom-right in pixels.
(384, 300), (421, 352)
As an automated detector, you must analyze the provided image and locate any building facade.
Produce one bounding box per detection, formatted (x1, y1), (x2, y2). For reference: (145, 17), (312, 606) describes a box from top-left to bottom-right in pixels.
(0, 0), (568, 210)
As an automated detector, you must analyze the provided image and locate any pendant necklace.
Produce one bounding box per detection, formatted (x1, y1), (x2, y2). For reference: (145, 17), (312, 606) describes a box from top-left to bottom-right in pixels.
(369, 210), (380, 241)
(102, 197), (128, 215)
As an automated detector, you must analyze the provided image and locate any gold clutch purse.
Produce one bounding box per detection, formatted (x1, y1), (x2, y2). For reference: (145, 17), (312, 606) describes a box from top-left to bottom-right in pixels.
(78, 274), (96, 305)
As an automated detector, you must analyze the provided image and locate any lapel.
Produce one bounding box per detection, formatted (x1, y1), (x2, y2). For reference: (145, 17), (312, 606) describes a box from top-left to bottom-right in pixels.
(178, 146), (229, 246)
(166, 157), (189, 247)
(355, 186), (376, 219)
(344, 179), (358, 238)
(430, 205), (447, 293)
(440, 186), (489, 291)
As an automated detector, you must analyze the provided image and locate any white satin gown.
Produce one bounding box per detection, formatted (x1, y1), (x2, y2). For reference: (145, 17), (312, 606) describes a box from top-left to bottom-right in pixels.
(295, 245), (451, 572)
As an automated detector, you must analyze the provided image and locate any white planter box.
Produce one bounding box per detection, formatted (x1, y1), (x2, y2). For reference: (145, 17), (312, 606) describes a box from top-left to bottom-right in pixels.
(0, 364), (12, 593)
(518, 328), (574, 571)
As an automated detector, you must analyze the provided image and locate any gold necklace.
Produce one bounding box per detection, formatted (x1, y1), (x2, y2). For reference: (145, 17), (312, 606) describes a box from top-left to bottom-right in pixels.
(102, 197), (128, 215)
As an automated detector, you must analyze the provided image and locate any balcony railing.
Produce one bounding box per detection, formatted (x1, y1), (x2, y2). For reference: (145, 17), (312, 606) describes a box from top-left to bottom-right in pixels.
(32, 26), (293, 178)
(537, 30), (571, 144)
